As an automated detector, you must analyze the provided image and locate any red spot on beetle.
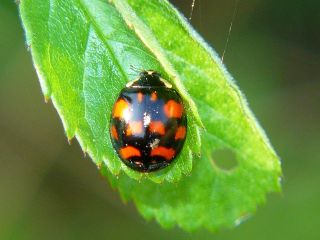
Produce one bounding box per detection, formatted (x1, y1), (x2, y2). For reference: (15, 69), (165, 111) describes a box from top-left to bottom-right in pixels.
(119, 146), (141, 159)
(137, 92), (144, 103)
(113, 99), (130, 119)
(175, 126), (186, 140)
(150, 91), (158, 101)
(126, 121), (143, 136)
(149, 121), (165, 135)
(163, 100), (183, 118)
(151, 146), (176, 160)
(111, 125), (119, 140)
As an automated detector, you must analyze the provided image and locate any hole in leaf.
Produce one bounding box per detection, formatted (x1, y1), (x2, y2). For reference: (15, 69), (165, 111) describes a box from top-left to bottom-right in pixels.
(212, 148), (238, 171)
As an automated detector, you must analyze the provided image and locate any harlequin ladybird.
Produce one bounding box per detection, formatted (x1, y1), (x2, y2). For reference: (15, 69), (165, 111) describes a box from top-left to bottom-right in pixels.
(110, 70), (187, 172)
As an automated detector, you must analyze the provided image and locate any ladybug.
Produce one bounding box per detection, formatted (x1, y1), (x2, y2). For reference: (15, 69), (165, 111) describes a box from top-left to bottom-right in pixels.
(110, 70), (187, 172)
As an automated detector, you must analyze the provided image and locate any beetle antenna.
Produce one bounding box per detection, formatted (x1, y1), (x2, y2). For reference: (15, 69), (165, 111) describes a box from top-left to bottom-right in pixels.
(130, 64), (143, 73)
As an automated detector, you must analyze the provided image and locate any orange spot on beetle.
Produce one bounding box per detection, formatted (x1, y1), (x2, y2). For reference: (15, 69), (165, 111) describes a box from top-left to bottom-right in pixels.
(149, 121), (165, 135)
(150, 146), (176, 161)
(126, 121), (143, 136)
(137, 92), (144, 103)
(175, 126), (186, 140)
(150, 91), (158, 101)
(113, 99), (130, 119)
(119, 146), (141, 159)
(111, 125), (119, 140)
(163, 100), (183, 118)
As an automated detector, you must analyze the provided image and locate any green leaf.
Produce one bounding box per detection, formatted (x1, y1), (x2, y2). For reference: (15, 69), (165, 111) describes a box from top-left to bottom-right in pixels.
(19, 0), (282, 231)
(19, 0), (201, 183)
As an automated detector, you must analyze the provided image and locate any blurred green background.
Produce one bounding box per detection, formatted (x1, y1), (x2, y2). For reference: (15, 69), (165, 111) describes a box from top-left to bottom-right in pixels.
(1, 0), (319, 239)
